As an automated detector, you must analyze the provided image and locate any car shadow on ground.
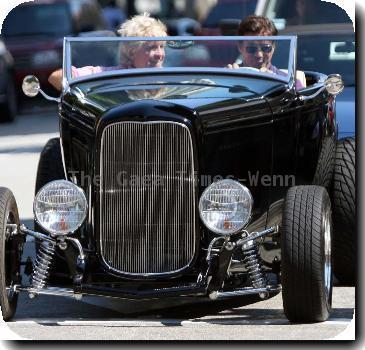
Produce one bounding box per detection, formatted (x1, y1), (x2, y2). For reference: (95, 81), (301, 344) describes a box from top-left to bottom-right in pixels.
(12, 291), (353, 325)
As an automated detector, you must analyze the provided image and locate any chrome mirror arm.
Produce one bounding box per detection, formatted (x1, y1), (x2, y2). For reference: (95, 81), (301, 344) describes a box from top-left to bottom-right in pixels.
(299, 86), (326, 102)
(299, 74), (344, 102)
(38, 89), (60, 103)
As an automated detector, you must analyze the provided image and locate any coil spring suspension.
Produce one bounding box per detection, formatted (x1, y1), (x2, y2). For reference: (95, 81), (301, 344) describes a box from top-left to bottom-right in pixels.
(31, 240), (56, 291)
(242, 241), (266, 288)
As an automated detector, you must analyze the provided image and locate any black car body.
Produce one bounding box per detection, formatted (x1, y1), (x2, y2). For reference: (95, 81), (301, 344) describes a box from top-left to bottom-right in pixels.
(1, 36), (345, 322)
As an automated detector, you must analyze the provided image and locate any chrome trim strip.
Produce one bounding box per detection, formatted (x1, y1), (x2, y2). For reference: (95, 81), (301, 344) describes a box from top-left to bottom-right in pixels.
(57, 134), (68, 181)
(288, 36), (297, 90)
(99, 121), (196, 276)
(65, 35), (296, 42)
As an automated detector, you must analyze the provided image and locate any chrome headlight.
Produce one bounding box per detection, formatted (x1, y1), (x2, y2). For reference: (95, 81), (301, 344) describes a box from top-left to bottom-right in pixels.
(34, 180), (87, 236)
(199, 179), (253, 235)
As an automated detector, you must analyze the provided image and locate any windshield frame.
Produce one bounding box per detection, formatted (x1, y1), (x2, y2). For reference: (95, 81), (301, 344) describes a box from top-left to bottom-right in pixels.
(62, 35), (297, 91)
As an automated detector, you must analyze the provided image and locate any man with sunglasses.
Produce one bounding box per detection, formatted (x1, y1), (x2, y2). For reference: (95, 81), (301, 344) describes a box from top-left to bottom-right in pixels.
(228, 15), (304, 89)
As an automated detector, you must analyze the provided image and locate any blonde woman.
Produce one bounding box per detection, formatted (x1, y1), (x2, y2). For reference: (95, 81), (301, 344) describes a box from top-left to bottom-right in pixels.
(48, 13), (168, 91)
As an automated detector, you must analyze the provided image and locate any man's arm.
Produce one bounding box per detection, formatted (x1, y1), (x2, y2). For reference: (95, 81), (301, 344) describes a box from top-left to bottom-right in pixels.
(48, 69), (63, 91)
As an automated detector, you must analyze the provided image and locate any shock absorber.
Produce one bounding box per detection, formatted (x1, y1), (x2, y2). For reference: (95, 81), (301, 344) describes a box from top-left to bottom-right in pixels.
(242, 240), (266, 289)
(31, 240), (56, 292)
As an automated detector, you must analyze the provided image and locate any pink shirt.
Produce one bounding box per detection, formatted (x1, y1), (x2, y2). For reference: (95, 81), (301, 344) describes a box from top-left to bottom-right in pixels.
(71, 65), (124, 78)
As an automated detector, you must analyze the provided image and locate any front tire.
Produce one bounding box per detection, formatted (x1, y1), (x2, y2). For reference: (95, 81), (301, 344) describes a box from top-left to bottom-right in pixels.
(281, 186), (332, 323)
(0, 187), (23, 321)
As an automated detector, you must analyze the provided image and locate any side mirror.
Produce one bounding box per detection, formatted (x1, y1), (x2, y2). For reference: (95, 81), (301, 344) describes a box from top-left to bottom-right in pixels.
(22, 75), (60, 103)
(324, 74), (344, 96)
(22, 75), (40, 97)
(300, 74), (344, 102)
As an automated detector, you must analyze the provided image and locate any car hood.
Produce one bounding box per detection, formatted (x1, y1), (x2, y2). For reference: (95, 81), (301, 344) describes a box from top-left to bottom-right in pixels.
(335, 86), (355, 137)
(66, 73), (286, 117)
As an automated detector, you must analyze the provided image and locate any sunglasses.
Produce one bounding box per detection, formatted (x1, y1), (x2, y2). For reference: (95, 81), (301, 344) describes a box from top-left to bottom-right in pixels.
(245, 44), (273, 54)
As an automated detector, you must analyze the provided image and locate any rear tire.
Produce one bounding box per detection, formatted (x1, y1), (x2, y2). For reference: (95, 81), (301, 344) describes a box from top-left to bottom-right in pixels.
(332, 137), (355, 285)
(0, 187), (22, 321)
(281, 186), (332, 323)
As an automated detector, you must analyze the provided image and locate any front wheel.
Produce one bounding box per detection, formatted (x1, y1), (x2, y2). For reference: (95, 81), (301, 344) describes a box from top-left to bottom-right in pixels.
(281, 186), (332, 323)
(0, 187), (23, 321)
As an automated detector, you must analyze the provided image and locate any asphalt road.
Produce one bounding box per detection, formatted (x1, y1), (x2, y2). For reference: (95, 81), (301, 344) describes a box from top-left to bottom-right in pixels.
(0, 106), (356, 340)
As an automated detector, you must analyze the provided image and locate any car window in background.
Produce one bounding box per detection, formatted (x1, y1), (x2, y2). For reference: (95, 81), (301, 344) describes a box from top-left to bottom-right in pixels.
(203, 0), (257, 28)
(259, 0), (351, 29)
(297, 34), (355, 86)
(2, 3), (73, 37)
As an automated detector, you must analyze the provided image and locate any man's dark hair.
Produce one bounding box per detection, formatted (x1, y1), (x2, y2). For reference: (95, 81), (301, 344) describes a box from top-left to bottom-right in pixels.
(237, 15), (278, 36)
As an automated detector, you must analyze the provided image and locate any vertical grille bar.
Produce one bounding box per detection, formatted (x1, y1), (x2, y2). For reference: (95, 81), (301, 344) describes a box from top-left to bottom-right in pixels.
(100, 121), (196, 275)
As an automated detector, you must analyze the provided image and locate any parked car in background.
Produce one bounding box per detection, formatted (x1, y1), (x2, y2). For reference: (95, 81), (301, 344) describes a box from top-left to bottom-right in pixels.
(2, 0), (106, 95)
(1, 36), (344, 323)
(281, 23), (355, 285)
(165, 17), (201, 36)
(255, 0), (352, 30)
(198, 0), (257, 35)
(0, 38), (17, 122)
(281, 23), (355, 139)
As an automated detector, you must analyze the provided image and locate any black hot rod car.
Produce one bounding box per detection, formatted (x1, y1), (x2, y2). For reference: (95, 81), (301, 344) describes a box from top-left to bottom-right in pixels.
(1, 36), (347, 322)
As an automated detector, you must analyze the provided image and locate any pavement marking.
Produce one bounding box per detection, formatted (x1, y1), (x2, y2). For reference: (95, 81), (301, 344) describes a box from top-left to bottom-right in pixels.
(8, 317), (352, 327)
(325, 318), (354, 325)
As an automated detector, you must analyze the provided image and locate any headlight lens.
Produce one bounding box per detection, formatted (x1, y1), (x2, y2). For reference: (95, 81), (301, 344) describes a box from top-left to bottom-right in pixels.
(199, 179), (253, 235)
(34, 180), (87, 236)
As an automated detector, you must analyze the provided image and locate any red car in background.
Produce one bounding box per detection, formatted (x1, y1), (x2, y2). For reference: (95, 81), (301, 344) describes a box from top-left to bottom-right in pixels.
(2, 0), (106, 96)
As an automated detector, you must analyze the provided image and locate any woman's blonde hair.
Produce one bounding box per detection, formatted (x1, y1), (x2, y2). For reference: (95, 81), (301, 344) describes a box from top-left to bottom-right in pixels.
(117, 13), (167, 68)
(117, 12), (167, 37)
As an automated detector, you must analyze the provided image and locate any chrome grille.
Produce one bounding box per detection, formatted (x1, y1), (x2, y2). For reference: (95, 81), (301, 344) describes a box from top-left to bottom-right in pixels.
(100, 121), (196, 275)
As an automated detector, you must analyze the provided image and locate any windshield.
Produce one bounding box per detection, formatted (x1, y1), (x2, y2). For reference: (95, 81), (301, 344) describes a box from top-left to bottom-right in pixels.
(65, 36), (296, 86)
(2, 3), (73, 37)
